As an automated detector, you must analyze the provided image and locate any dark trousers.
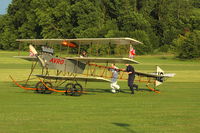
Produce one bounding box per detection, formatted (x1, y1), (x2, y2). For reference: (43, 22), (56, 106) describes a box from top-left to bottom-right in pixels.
(128, 75), (135, 93)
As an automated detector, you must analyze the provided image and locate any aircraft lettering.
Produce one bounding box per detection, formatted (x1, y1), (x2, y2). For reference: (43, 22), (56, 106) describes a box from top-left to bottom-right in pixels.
(49, 58), (64, 64)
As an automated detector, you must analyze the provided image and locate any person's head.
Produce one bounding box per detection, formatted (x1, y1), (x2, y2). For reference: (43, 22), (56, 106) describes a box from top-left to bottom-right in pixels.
(111, 63), (115, 68)
(82, 51), (87, 56)
(125, 64), (129, 66)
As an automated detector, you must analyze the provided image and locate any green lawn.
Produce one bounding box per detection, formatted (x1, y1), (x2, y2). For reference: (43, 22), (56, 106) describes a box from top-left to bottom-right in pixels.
(0, 51), (199, 133)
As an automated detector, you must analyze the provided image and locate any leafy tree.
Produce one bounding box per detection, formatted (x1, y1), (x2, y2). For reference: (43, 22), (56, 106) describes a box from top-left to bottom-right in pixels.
(0, 15), (18, 49)
(193, 0), (200, 8)
(0, 0), (199, 59)
(34, 0), (71, 38)
(189, 8), (200, 31)
(174, 30), (200, 59)
(101, 0), (121, 19)
(129, 30), (152, 54)
(71, 0), (104, 38)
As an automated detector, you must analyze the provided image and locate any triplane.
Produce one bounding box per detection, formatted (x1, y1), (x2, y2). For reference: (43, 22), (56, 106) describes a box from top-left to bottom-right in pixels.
(10, 38), (175, 96)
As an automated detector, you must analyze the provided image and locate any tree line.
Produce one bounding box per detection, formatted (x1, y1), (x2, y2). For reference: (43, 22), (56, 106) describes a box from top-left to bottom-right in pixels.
(0, 0), (200, 59)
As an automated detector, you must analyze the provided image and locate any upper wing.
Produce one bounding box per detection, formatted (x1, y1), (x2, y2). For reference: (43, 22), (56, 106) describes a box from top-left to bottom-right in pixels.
(65, 57), (139, 64)
(35, 75), (111, 82)
(16, 38), (142, 45)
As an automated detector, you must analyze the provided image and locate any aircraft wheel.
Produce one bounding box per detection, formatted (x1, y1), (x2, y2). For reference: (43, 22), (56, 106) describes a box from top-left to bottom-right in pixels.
(73, 83), (83, 96)
(35, 81), (45, 93)
(43, 82), (53, 94)
(64, 83), (74, 96)
(35, 81), (52, 94)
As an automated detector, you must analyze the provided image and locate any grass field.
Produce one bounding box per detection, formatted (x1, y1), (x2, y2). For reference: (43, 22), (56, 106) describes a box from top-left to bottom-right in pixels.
(0, 51), (200, 133)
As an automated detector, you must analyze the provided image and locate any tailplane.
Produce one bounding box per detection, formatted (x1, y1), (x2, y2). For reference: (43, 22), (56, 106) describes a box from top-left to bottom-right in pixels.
(155, 66), (164, 86)
(155, 66), (175, 86)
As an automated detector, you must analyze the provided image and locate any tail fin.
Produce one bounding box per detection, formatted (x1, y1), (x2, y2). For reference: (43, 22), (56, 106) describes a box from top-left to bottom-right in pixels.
(155, 66), (164, 86)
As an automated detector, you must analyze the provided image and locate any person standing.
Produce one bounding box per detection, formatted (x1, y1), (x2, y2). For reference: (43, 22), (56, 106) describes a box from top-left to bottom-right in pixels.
(109, 64), (120, 93)
(124, 64), (138, 94)
(80, 51), (88, 58)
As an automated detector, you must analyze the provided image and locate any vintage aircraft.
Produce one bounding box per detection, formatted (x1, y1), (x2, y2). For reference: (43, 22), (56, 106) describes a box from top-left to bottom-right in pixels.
(10, 38), (175, 96)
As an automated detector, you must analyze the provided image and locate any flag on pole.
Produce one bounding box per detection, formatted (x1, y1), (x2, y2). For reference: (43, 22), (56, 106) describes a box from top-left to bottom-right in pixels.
(129, 45), (135, 58)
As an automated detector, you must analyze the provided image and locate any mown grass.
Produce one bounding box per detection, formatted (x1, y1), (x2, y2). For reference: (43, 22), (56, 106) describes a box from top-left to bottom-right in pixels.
(0, 51), (200, 133)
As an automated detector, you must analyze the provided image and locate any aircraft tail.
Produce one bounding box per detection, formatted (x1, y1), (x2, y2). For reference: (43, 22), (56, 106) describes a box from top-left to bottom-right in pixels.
(155, 66), (164, 86)
(155, 66), (175, 86)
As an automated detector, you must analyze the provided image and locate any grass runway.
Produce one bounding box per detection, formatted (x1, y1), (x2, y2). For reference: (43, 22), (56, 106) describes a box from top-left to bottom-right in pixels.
(0, 51), (200, 133)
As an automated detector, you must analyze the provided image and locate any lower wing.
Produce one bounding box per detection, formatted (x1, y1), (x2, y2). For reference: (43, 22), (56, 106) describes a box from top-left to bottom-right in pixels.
(35, 75), (111, 83)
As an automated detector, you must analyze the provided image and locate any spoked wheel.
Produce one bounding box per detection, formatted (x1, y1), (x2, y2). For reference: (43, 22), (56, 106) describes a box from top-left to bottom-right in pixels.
(64, 83), (83, 96)
(35, 81), (53, 94)
(73, 83), (83, 96)
(64, 83), (74, 96)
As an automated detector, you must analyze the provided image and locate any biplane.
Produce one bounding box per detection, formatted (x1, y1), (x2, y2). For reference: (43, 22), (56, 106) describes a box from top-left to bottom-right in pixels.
(10, 38), (175, 96)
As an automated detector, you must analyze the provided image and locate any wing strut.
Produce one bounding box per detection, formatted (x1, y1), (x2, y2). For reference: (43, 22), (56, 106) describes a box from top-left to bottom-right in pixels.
(25, 61), (38, 86)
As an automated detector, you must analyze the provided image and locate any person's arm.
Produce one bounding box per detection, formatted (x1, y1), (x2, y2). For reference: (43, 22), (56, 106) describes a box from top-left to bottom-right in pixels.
(123, 66), (128, 72)
(128, 71), (132, 74)
(127, 66), (134, 74)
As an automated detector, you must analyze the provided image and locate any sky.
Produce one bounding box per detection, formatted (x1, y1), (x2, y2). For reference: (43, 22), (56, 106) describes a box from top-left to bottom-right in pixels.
(0, 0), (12, 14)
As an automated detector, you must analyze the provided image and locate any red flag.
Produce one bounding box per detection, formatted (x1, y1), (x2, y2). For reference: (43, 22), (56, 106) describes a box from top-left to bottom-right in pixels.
(129, 45), (135, 58)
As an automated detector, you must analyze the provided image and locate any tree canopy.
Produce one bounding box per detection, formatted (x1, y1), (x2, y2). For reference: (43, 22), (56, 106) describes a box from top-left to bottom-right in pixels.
(0, 0), (199, 58)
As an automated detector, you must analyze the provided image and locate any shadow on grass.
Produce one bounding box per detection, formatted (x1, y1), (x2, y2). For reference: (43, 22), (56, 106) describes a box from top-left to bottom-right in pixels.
(11, 82), (156, 96)
(112, 123), (136, 133)
(84, 88), (131, 95)
(85, 87), (154, 93)
(136, 88), (155, 92)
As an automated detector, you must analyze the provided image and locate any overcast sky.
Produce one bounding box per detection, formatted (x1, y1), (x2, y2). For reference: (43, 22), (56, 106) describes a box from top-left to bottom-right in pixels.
(0, 0), (12, 14)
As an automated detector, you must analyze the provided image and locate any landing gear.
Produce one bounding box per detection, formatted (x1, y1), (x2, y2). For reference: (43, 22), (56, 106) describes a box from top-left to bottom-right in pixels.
(146, 83), (160, 93)
(64, 83), (74, 96)
(64, 83), (83, 96)
(35, 81), (53, 94)
(73, 83), (83, 96)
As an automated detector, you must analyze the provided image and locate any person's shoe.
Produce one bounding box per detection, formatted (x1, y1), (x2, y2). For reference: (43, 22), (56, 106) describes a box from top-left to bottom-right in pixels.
(131, 91), (134, 94)
(136, 85), (139, 91)
(116, 89), (120, 93)
(133, 84), (138, 91)
(111, 89), (116, 93)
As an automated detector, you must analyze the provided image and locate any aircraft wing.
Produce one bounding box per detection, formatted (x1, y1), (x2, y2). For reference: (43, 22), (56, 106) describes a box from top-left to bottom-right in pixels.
(65, 57), (139, 64)
(35, 75), (111, 82)
(14, 56), (139, 64)
(16, 38), (142, 45)
(14, 56), (37, 61)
